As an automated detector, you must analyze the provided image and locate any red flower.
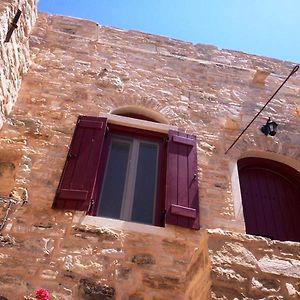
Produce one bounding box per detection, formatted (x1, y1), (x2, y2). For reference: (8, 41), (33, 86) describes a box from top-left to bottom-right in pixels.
(35, 288), (49, 300)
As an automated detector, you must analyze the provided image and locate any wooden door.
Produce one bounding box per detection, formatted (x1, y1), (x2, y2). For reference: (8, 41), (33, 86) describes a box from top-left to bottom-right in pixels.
(238, 157), (300, 242)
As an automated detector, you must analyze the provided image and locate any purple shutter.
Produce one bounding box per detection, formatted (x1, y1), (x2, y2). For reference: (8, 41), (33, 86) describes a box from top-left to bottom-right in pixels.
(52, 116), (107, 211)
(165, 130), (200, 229)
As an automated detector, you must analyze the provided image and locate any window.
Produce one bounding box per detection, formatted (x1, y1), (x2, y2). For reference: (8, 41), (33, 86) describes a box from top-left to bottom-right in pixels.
(52, 115), (200, 229)
(94, 123), (167, 227)
(97, 135), (159, 224)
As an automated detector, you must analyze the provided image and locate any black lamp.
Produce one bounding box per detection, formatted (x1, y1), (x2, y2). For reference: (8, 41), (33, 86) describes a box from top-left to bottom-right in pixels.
(261, 117), (278, 136)
(225, 65), (298, 154)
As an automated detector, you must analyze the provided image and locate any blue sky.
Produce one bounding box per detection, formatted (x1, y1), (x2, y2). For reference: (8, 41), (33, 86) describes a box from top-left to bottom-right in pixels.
(38, 0), (300, 63)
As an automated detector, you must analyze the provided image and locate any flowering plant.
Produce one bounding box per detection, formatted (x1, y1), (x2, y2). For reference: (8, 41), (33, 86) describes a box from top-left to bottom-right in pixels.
(35, 289), (49, 300)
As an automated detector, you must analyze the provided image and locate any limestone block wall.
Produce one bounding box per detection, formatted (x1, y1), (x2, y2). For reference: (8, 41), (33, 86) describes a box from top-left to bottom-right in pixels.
(0, 219), (211, 299)
(0, 9), (298, 300)
(16, 12), (300, 232)
(0, 0), (37, 128)
(209, 230), (300, 299)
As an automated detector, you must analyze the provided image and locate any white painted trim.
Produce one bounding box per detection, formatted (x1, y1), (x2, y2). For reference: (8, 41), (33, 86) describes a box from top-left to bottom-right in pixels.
(78, 215), (177, 238)
(229, 160), (245, 223)
(99, 112), (178, 133)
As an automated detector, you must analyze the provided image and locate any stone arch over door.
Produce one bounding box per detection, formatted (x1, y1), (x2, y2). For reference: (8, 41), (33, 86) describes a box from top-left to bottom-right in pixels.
(238, 157), (300, 242)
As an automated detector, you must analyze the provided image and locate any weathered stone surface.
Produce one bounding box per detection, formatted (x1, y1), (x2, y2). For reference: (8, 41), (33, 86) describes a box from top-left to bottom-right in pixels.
(0, 1), (298, 299)
(258, 256), (300, 278)
(0, 234), (15, 247)
(128, 293), (144, 300)
(0, 0), (37, 128)
(8, 9), (299, 235)
(286, 282), (300, 298)
(79, 278), (115, 300)
(132, 253), (156, 266)
(142, 273), (181, 290)
(0, 150), (22, 195)
(73, 224), (119, 241)
(211, 286), (244, 300)
(115, 267), (132, 280)
(209, 229), (300, 299)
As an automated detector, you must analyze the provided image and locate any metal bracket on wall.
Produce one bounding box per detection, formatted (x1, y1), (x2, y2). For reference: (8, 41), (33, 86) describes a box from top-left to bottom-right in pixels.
(5, 9), (22, 43)
(225, 65), (299, 155)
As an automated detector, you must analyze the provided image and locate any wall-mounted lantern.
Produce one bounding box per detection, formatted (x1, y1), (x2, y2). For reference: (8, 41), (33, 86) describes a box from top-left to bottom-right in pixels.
(261, 117), (278, 136)
(225, 65), (299, 154)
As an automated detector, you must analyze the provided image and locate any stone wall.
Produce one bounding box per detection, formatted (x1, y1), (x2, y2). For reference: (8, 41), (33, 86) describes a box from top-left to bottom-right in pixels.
(208, 230), (300, 299)
(0, 8), (298, 300)
(0, 0), (37, 129)
(0, 218), (211, 299)
(12, 12), (300, 232)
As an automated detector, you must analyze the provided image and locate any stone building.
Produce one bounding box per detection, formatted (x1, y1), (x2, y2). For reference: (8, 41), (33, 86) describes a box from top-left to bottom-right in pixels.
(0, 0), (299, 299)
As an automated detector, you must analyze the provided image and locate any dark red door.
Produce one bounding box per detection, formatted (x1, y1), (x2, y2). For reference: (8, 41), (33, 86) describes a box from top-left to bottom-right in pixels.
(238, 157), (300, 242)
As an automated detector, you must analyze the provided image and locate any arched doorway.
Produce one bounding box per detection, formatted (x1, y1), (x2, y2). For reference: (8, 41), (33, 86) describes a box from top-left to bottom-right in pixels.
(238, 157), (300, 242)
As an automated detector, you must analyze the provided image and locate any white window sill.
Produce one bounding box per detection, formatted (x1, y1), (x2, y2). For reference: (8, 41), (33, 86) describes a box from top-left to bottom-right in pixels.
(73, 213), (177, 238)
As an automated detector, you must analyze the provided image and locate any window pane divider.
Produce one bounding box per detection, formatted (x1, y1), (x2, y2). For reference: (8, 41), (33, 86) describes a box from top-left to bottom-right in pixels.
(120, 139), (140, 220)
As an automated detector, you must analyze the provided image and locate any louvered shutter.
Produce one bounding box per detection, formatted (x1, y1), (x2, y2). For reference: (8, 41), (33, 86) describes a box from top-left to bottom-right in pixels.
(165, 130), (200, 229)
(52, 116), (107, 211)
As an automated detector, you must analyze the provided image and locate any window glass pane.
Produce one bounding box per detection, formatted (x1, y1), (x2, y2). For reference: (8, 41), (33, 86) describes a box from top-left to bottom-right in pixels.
(98, 138), (131, 219)
(131, 142), (158, 224)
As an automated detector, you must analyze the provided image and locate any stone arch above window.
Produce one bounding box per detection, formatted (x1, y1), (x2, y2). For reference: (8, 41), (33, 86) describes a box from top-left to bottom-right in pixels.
(110, 106), (169, 124)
